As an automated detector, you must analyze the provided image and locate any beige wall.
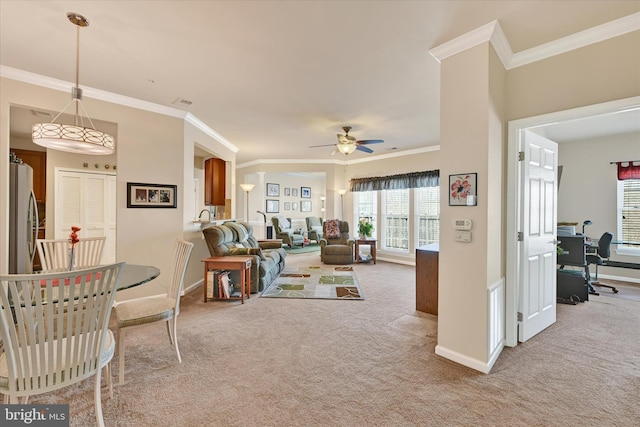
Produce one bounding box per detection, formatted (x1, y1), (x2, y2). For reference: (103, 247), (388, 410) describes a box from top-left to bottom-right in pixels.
(558, 131), (640, 281)
(506, 31), (640, 121)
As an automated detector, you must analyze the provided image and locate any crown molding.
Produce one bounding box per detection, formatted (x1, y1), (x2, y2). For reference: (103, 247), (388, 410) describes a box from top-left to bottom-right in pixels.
(236, 145), (440, 169)
(429, 21), (502, 64)
(0, 65), (239, 152)
(430, 12), (640, 70)
(509, 12), (640, 69)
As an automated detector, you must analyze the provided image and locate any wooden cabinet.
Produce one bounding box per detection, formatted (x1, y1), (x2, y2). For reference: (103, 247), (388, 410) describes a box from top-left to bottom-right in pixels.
(204, 158), (226, 206)
(416, 243), (439, 315)
(11, 149), (46, 202)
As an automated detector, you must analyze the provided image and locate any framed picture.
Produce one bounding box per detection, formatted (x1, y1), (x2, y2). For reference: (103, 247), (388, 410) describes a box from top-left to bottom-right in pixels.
(301, 200), (312, 212)
(449, 173), (477, 206)
(266, 199), (279, 213)
(301, 187), (311, 198)
(292, 202), (298, 211)
(292, 188), (298, 197)
(284, 202), (291, 211)
(284, 187), (291, 196)
(127, 182), (177, 208)
(267, 183), (280, 197)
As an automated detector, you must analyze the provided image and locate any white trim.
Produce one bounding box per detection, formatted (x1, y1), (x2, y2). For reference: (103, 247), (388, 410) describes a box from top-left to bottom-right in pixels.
(510, 12), (640, 69)
(429, 21), (500, 64)
(435, 345), (491, 374)
(430, 13), (640, 70)
(595, 274), (640, 285)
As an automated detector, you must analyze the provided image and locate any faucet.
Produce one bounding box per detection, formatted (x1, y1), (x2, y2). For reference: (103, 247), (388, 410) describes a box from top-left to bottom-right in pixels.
(198, 208), (211, 222)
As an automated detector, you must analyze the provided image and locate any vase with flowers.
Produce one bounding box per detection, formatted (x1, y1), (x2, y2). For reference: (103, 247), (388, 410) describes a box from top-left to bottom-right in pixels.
(358, 218), (374, 239)
(68, 226), (81, 270)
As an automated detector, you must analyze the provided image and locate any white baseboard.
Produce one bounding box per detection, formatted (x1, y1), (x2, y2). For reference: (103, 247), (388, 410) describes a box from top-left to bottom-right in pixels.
(435, 345), (492, 374)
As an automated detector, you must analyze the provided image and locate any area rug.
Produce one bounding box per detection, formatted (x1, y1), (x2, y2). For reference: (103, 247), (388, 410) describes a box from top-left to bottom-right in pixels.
(261, 265), (364, 300)
(284, 244), (321, 254)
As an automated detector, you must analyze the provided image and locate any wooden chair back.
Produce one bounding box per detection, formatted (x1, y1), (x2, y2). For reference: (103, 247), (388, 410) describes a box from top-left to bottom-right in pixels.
(36, 237), (106, 271)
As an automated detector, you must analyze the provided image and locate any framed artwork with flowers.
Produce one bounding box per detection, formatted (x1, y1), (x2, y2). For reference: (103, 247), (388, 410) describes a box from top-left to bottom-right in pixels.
(449, 173), (477, 206)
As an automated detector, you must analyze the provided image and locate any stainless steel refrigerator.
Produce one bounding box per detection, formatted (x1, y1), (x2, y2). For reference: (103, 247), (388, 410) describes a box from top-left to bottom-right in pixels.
(9, 162), (39, 274)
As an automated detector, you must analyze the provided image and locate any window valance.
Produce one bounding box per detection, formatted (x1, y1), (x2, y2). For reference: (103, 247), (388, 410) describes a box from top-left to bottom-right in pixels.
(349, 170), (439, 192)
(614, 161), (640, 180)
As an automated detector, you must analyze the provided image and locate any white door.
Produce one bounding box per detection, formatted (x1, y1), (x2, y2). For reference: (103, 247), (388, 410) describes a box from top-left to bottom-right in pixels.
(518, 131), (558, 342)
(56, 170), (116, 263)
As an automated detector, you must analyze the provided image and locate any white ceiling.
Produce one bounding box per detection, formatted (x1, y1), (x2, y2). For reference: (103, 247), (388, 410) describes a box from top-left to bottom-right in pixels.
(2, 1), (639, 163)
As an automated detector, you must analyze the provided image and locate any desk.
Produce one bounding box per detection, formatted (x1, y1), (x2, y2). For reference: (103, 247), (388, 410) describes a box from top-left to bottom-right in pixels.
(355, 238), (377, 264)
(202, 256), (251, 303)
(416, 244), (438, 315)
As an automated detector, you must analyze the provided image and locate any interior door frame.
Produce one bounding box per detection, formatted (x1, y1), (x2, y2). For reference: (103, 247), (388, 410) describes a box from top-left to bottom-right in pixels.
(505, 96), (640, 347)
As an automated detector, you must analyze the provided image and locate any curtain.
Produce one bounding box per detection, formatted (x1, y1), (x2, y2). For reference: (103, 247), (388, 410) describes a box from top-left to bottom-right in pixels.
(350, 170), (439, 192)
(617, 161), (640, 180)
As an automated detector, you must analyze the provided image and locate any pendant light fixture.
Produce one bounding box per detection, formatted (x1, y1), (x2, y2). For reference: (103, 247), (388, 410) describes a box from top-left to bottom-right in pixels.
(32, 12), (115, 155)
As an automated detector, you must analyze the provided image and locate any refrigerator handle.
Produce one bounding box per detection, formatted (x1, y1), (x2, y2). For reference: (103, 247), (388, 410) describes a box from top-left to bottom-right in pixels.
(28, 190), (39, 262)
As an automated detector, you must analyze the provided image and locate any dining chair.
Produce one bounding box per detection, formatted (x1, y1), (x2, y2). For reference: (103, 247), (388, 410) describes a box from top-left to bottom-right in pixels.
(0, 262), (124, 427)
(115, 239), (194, 385)
(36, 236), (107, 271)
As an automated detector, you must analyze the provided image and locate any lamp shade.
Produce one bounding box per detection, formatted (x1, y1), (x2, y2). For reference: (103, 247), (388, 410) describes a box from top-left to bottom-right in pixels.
(240, 183), (255, 192)
(32, 123), (115, 155)
(337, 143), (357, 155)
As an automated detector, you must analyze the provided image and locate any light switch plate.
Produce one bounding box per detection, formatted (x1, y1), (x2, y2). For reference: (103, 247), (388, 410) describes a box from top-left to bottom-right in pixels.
(455, 230), (472, 242)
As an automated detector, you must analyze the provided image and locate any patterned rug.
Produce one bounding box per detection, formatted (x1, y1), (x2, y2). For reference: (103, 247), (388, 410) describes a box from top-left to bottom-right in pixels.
(261, 265), (364, 300)
(284, 244), (321, 254)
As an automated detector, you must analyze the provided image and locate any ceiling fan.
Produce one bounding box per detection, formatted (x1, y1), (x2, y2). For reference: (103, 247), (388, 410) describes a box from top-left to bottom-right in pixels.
(309, 126), (384, 155)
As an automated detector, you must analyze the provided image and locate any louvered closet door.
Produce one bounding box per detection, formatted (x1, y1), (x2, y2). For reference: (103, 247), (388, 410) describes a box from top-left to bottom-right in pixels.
(56, 170), (116, 264)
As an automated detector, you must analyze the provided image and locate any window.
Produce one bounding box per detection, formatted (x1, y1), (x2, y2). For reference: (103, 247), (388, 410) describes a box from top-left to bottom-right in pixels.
(382, 189), (410, 251)
(354, 191), (377, 232)
(416, 186), (440, 246)
(617, 179), (640, 254)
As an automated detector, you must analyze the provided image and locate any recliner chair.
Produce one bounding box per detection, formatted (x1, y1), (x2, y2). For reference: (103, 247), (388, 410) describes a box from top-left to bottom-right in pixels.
(586, 232), (618, 293)
(271, 216), (305, 248)
(320, 219), (354, 264)
(305, 216), (323, 242)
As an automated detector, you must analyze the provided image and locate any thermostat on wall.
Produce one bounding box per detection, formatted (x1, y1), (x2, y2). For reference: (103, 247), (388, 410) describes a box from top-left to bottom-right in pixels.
(453, 219), (472, 230)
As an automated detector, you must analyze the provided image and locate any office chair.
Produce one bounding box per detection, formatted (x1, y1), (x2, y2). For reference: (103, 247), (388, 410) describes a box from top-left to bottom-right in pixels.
(585, 232), (618, 293)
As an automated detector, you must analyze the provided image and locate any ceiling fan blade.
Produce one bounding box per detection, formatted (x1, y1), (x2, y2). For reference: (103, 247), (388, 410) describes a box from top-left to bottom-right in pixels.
(356, 139), (384, 145)
(309, 143), (340, 148)
(356, 145), (374, 154)
(331, 148), (338, 156)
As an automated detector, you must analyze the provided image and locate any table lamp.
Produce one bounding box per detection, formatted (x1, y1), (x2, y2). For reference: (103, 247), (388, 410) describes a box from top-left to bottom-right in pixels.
(582, 220), (592, 235)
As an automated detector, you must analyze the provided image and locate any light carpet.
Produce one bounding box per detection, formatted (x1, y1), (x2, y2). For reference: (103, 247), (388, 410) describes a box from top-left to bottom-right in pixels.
(261, 265), (364, 299)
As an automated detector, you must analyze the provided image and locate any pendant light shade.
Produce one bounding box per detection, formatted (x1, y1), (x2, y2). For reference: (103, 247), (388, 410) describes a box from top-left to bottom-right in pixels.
(32, 12), (115, 155)
(337, 143), (357, 155)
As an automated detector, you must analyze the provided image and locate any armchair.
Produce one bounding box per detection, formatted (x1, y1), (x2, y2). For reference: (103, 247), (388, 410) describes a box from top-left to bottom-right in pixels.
(271, 216), (305, 248)
(320, 219), (354, 264)
(305, 216), (323, 242)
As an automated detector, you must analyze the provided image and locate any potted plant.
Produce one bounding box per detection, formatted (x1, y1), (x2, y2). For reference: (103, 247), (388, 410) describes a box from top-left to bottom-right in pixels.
(358, 218), (374, 239)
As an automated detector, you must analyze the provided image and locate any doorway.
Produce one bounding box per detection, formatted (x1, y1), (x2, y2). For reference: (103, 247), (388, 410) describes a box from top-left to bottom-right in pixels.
(505, 96), (640, 347)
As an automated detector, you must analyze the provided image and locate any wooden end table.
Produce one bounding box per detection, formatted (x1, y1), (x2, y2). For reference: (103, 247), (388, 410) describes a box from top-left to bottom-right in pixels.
(355, 238), (377, 264)
(202, 256), (251, 303)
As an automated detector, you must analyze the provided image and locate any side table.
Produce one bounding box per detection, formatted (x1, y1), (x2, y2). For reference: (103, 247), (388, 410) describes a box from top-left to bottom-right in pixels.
(355, 238), (377, 264)
(202, 256), (251, 303)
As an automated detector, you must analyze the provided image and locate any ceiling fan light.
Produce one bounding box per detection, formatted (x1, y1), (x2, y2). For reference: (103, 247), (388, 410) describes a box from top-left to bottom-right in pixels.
(337, 143), (357, 155)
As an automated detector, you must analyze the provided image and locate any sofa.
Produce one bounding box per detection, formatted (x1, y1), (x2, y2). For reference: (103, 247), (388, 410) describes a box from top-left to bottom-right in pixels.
(271, 216), (305, 248)
(202, 221), (287, 293)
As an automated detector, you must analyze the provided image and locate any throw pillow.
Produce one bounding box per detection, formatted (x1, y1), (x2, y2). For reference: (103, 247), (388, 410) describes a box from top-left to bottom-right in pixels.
(228, 247), (267, 261)
(325, 219), (341, 239)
